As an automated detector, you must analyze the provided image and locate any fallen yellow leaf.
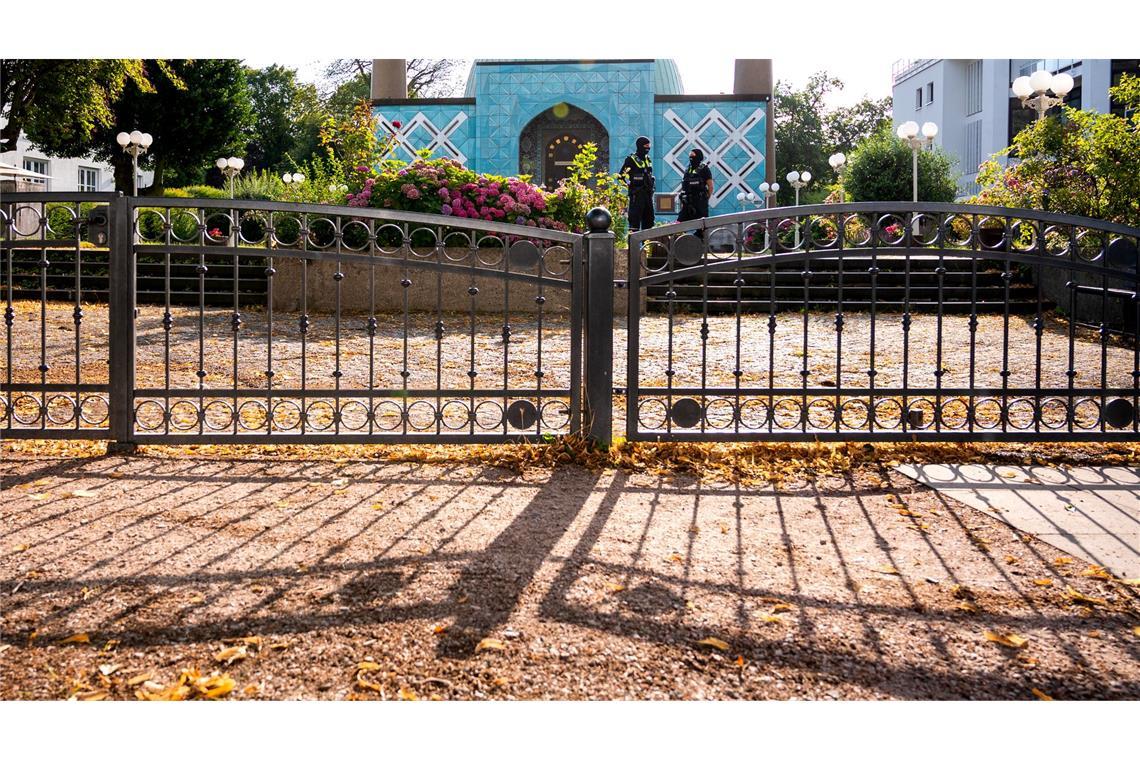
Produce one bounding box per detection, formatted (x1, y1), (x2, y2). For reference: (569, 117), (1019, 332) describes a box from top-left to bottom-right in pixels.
(60, 633), (91, 645)
(74, 689), (110, 701)
(12, 544), (29, 553)
(874, 565), (899, 575)
(70, 489), (98, 498)
(475, 638), (505, 652)
(213, 646), (249, 664)
(356, 662), (381, 672)
(1033, 579), (1054, 587)
(957, 601), (979, 613)
(432, 624), (449, 636)
(668, 552), (684, 564)
(758, 615), (784, 624)
(606, 583), (625, 593)
(771, 603), (795, 614)
(734, 655), (745, 667)
(370, 503), (385, 510)
(1053, 557), (1073, 566)
(242, 683), (260, 696)
(1081, 566), (1112, 580)
(1063, 586), (1106, 606)
(397, 686), (418, 701)
(127, 672), (154, 687)
(1004, 555), (1019, 565)
(985, 631), (1029, 649)
(98, 663), (121, 676)
(29, 494), (48, 501)
(696, 637), (730, 652)
(1133, 627), (1140, 637)
(1031, 688), (1053, 701)
(1119, 578), (1140, 586)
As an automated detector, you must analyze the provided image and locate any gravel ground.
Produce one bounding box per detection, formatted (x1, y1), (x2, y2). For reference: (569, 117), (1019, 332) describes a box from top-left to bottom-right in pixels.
(4, 302), (1137, 434)
(2, 453), (1138, 700)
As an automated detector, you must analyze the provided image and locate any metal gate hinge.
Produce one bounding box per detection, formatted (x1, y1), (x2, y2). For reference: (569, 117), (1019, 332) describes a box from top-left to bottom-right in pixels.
(613, 387), (626, 396)
(614, 280), (627, 289)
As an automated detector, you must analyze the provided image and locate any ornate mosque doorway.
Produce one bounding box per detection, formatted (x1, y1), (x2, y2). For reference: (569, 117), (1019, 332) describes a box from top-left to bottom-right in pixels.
(518, 103), (608, 189)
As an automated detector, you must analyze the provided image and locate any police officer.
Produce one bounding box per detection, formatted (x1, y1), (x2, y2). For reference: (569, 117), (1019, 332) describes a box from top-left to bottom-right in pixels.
(621, 136), (655, 232)
(677, 147), (713, 236)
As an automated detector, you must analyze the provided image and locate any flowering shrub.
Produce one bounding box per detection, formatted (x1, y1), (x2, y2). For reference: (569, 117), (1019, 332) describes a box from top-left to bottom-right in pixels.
(972, 75), (1140, 227)
(345, 156), (581, 233)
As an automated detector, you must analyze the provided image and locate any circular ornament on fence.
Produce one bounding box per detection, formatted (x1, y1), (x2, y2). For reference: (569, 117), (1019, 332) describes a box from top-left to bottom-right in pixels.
(1104, 398), (1136, 429)
(506, 399), (538, 430)
(1106, 237), (1138, 270)
(668, 398), (703, 429)
(508, 240), (541, 269)
(672, 234), (705, 267)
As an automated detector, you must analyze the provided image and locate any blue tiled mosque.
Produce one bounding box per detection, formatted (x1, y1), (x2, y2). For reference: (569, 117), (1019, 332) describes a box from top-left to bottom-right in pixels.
(370, 59), (774, 219)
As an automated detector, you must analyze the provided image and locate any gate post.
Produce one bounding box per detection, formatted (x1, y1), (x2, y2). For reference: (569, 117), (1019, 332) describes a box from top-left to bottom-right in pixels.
(107, 194), (136, 452)
(583, 207), (614, 448)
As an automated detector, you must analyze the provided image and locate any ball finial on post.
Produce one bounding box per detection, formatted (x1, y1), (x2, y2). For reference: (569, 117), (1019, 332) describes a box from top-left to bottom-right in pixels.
(586, 207), (612, 233)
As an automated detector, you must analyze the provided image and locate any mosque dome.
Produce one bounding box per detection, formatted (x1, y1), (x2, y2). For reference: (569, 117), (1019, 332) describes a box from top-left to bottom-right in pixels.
(462, 59), (684, 97)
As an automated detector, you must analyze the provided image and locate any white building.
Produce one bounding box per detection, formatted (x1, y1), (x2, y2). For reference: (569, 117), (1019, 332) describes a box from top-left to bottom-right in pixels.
(891, 59), (1139, 198)
(1, 120), (152, 192)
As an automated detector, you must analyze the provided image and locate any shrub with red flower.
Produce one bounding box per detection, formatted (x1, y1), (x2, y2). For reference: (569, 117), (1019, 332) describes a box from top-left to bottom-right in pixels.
(345, 157), (581, 232)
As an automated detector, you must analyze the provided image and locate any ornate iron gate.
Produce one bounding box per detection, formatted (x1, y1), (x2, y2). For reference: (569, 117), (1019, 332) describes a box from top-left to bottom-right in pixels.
(5, 195), (1139, 447)
(2, 193), (587, 444)
(625, 203), (1140, 442)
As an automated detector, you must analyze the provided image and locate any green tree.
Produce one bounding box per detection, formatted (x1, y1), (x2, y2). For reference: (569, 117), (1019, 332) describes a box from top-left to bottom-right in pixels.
(772, 72), (841, 205)
(844, 125), (958, 203)
(245, 65), (325, 172)
(972, 74), (1140, 226)
(0, 59), (164, 155)
(102, 59), (252, 193)
(826, 96), (893, 156)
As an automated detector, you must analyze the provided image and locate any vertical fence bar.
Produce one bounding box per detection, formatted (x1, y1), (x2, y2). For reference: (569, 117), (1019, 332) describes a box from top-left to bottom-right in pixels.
(108, 195), (136, 450)
(584, 209), (614, 448)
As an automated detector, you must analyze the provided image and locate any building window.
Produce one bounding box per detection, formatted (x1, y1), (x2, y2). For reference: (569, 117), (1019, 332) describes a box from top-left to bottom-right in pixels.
(927, 82), (935, 104)
(22, 158), (49, 187)
(915, 87), (923, 109)
(966, 60), (983, 115)
(964, 120), (983, 175)
(78, 167), (99, 193)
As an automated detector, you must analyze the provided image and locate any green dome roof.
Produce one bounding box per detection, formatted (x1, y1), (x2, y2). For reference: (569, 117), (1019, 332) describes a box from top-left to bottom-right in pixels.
(462, 59), (684, 97)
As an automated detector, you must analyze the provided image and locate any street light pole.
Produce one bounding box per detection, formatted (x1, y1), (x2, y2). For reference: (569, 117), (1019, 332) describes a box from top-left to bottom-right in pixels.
(785, 171), (811, 247)
(215, 157), (245, 199)
(828, 152), (847, 203)
(1012, 70), (1073, 121)
(116, 130), (153, 197)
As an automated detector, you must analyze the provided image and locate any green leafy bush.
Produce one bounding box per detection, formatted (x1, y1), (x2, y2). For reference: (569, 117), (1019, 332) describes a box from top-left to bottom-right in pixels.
(972, 74), (1140, 226)
(844, 125), (958, 203)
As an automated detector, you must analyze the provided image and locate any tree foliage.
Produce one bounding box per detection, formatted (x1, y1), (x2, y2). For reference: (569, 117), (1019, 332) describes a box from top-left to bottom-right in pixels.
(99, 59), (251, 192)
(773, 72), (893, 205)
(972, 74), (1140, 226)
(0, 59), (165, 154)
(244, 65), (324, 172)
(843, 125), (958, 203)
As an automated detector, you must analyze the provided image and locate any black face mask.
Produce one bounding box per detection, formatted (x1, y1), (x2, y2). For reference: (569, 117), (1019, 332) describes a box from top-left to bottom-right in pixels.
(689, 149), (704, 167)
(637, 145), (650, 157)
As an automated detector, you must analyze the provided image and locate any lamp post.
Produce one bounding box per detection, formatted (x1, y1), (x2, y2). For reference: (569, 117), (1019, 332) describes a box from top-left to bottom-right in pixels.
(895, 121), (938, 203)
(116, 130), (152, 197)
(786, 171), (811, 247)
(828, 152), (847, 202)
(758, 181), (780, 209)
(1012, 70), (1073, 121)
(215, 157), (244, 199)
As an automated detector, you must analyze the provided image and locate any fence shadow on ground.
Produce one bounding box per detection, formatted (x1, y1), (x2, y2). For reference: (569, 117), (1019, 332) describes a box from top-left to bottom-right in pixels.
(2, 455), (1138, 699)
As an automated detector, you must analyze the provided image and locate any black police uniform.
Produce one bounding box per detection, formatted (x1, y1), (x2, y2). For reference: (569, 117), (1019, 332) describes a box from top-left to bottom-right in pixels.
(621, 138), (655, 232)
(677, 149), (713, 230)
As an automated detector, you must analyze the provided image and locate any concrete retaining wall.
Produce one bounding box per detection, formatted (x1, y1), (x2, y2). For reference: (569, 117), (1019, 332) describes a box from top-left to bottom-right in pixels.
(271, 246), (641, 316)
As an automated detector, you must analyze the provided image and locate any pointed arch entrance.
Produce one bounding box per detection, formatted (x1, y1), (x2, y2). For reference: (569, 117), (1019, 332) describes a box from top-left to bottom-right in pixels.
(518, 103), (609, 189)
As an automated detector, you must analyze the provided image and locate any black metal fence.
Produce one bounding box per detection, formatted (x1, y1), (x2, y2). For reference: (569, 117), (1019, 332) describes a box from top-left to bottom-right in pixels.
(625, 203), (1140, 442)
(3, 194), (1138, 447)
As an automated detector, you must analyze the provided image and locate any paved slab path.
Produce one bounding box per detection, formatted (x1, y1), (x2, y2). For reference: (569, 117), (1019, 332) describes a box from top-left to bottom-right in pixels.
(896, 464), (1140, 579)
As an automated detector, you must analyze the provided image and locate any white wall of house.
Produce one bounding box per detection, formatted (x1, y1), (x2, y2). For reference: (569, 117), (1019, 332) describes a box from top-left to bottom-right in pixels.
(1, 119), (153, 193)
(892, 59), (1113, 199)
